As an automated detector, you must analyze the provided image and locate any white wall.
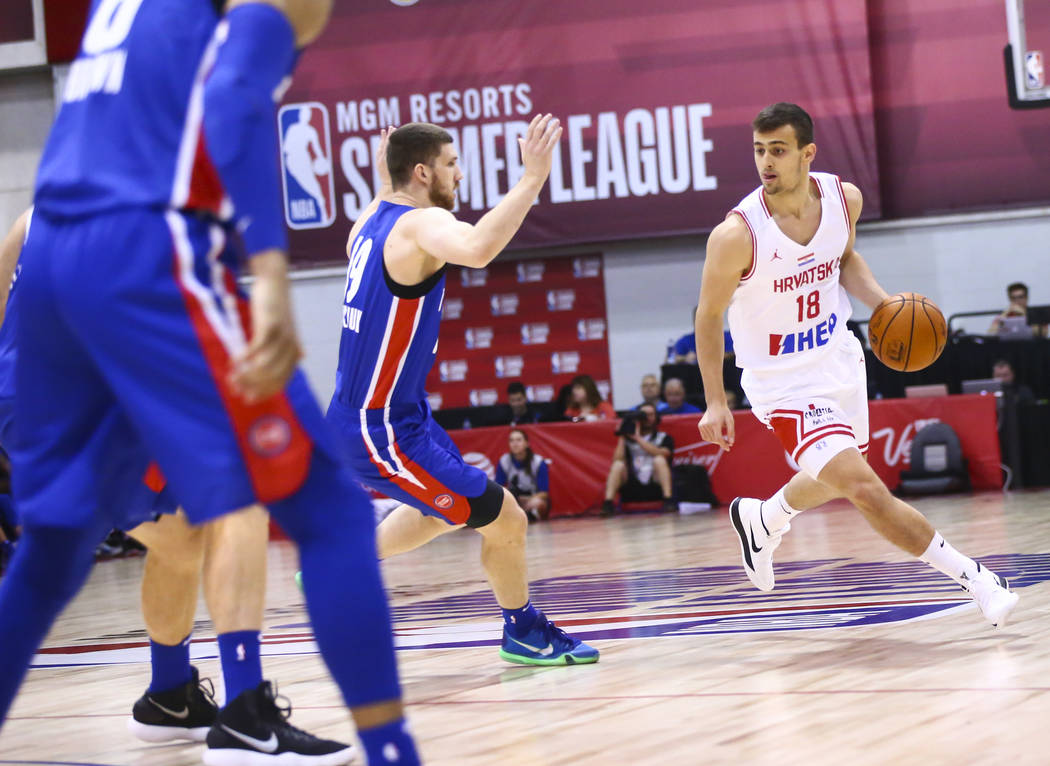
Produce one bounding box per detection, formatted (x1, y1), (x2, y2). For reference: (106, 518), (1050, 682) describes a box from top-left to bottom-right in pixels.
(291, 208), (1050, 410)
(0, 70), (53, 230)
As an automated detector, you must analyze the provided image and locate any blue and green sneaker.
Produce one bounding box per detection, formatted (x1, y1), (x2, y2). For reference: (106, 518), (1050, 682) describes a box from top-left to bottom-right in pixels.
(499, 613), (599, 666)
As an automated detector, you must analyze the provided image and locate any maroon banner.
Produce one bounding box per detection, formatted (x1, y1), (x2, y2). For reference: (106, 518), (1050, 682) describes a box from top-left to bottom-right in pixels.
(448, 395), (1001, 516)
(426, 255), (610, 409)
(0, 0), (34, 45)
(280, 0), (879, 264)
(870, 0), (1050, 217)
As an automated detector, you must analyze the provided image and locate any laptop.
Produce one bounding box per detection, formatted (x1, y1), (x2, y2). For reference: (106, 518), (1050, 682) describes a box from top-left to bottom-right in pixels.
(905, 384), (949, 398)
(997, 315), (1032, 340)
(961, 378), (1003, 396)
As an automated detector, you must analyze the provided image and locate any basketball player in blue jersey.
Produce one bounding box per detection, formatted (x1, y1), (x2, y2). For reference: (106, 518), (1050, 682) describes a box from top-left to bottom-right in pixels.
(0, 210), (339, 756)
(697, 103), (1017, 627)
(324, 119), (598, 666)
(0, 1), (420, 764)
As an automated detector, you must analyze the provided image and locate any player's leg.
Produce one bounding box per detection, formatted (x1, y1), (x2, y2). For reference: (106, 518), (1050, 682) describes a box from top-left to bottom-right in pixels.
(465, 484), (597, 666)
(126, 512), (218, 743)
(376, 502), (461, 558)
(731, 339), (869, 590)
(0, 519), (105, 722)
(201, 505), (267, 701)
(267, 451), (417, 764)
(0, 213), (139, 724)
(353, 411), (599, 667)
(815, 450), (1018, 626)
(72, 212), (417, 765)
(600, 458), (627, 516)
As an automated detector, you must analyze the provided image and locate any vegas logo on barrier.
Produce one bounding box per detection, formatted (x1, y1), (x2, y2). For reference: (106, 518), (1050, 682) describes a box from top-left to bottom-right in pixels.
(278, 102), (336, 230)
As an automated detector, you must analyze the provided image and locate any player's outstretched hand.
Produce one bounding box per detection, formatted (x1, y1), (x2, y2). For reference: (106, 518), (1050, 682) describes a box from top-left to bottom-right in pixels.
(519, 113), (562, 183)
(698, 403), (735, 451)
(375, 126), (394, 192)
(231, 251), (303, 403)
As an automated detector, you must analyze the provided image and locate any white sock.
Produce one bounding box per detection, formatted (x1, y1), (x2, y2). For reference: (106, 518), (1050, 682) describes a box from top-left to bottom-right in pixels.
(761, 487), (800, 534)
(919, 531), (980, 587)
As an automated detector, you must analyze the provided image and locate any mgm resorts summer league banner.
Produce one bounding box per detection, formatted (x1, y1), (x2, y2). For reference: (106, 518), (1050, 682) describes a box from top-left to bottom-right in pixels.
(277, 0), (880, 265)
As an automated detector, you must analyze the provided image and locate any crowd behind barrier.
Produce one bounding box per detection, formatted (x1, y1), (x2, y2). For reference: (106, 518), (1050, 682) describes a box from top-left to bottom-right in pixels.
(444, 396), (1003, 517)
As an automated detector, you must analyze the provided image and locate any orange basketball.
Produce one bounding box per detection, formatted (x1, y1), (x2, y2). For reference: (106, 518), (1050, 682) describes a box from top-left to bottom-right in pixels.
(868, 293), (947, 372)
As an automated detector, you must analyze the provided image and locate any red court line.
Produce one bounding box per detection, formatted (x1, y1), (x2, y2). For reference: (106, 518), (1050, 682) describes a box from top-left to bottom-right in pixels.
(36, 598), (965, 654)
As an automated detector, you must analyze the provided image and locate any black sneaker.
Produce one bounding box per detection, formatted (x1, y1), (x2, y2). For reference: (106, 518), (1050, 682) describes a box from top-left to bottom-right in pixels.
(204, 681), (353, 766)
(661, 498), (678, 513)
(599, 500), (617, 517)
(127, 666), (218, 743)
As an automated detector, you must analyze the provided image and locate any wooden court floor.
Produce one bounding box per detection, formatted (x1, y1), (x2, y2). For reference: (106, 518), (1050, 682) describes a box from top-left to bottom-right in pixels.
(3, 489), (1049, 765)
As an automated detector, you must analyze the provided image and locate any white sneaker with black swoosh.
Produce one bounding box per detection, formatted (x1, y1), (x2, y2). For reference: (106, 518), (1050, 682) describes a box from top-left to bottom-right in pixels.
(964, 562), (1020, 628)
(203, 681), (353, 765)
(730, 497), (790, 592)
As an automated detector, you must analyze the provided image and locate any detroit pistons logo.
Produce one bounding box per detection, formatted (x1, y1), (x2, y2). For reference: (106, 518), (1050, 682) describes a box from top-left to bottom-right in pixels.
(278, 102), (336, 230)
(248, 416), (292, 457)
(433, 494), (454, 510)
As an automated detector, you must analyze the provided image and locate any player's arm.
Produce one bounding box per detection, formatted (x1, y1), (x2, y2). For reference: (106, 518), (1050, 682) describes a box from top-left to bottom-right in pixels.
(413, 114), (561, 268)
(838, 183), (889, 311)
(345, 127), (395, 257)
(0, 209), (29, 327)
(695, 214), (752, 451)
(203, 1), (325, 400)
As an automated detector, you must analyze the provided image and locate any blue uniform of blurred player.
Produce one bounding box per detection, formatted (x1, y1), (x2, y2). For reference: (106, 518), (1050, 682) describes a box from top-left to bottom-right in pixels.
(0, 1), (419, 764)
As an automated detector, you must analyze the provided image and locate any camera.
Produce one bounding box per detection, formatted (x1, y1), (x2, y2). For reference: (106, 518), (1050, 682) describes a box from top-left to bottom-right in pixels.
(616, 411), (642, 436)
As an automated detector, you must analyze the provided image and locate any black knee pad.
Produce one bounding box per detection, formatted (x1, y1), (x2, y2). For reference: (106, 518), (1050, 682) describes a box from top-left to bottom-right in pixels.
(466, 480), (506, 529)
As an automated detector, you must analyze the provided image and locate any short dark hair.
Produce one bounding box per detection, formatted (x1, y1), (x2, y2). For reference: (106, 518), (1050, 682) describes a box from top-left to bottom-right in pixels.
(1007, 282), (1028, 297)
(752, 103), (814, 148)
(507, 381), (527, 397)
(387, 123), (453, 189)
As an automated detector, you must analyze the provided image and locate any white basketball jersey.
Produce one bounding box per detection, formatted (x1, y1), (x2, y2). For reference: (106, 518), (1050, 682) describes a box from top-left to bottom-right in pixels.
(726, 171), (854, 371)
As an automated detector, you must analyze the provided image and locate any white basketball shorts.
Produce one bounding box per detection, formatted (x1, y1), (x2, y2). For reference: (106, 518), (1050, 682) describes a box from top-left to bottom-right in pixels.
(740, 333), (869, 479)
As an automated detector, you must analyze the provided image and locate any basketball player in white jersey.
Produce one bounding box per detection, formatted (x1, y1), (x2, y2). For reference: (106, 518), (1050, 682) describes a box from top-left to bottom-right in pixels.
(696, 103), (1018, 626)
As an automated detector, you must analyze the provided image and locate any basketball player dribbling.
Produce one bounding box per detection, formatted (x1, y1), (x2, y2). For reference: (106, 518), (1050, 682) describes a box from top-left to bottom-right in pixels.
(0, 1), (420, 764)
(696, 103), (1018, 626)
(322, 119), (598, 666)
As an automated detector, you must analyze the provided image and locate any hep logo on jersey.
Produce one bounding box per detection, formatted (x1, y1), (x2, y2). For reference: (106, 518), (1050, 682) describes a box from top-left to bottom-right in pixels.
(768, 313), (838, 356)
(278, 102), (335, 229)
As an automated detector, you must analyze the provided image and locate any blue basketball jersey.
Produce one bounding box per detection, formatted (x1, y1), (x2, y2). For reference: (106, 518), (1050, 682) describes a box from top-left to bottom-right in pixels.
(0, 209), (28, 420)
(33, 0), (222, 218)
(332, 202), (447, 410)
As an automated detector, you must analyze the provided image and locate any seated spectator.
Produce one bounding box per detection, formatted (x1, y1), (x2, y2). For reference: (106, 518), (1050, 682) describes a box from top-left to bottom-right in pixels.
(988, 282), (1048, 338)
(662, 378), (702, 414)
(564, 374), (616, 421)
(992, 359), (1036, 405)
(601, 404), (676, 516)
(504, 381), (541, 425)
(495, 428), (550, 522)
(635, 373), (669, 412)
(673, 306), (734, 362)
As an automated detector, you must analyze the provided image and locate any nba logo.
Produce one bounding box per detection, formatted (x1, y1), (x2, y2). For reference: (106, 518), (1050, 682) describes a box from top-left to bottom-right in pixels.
(278, 102), (336, 229)
(1025, 50), (1044, 90)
